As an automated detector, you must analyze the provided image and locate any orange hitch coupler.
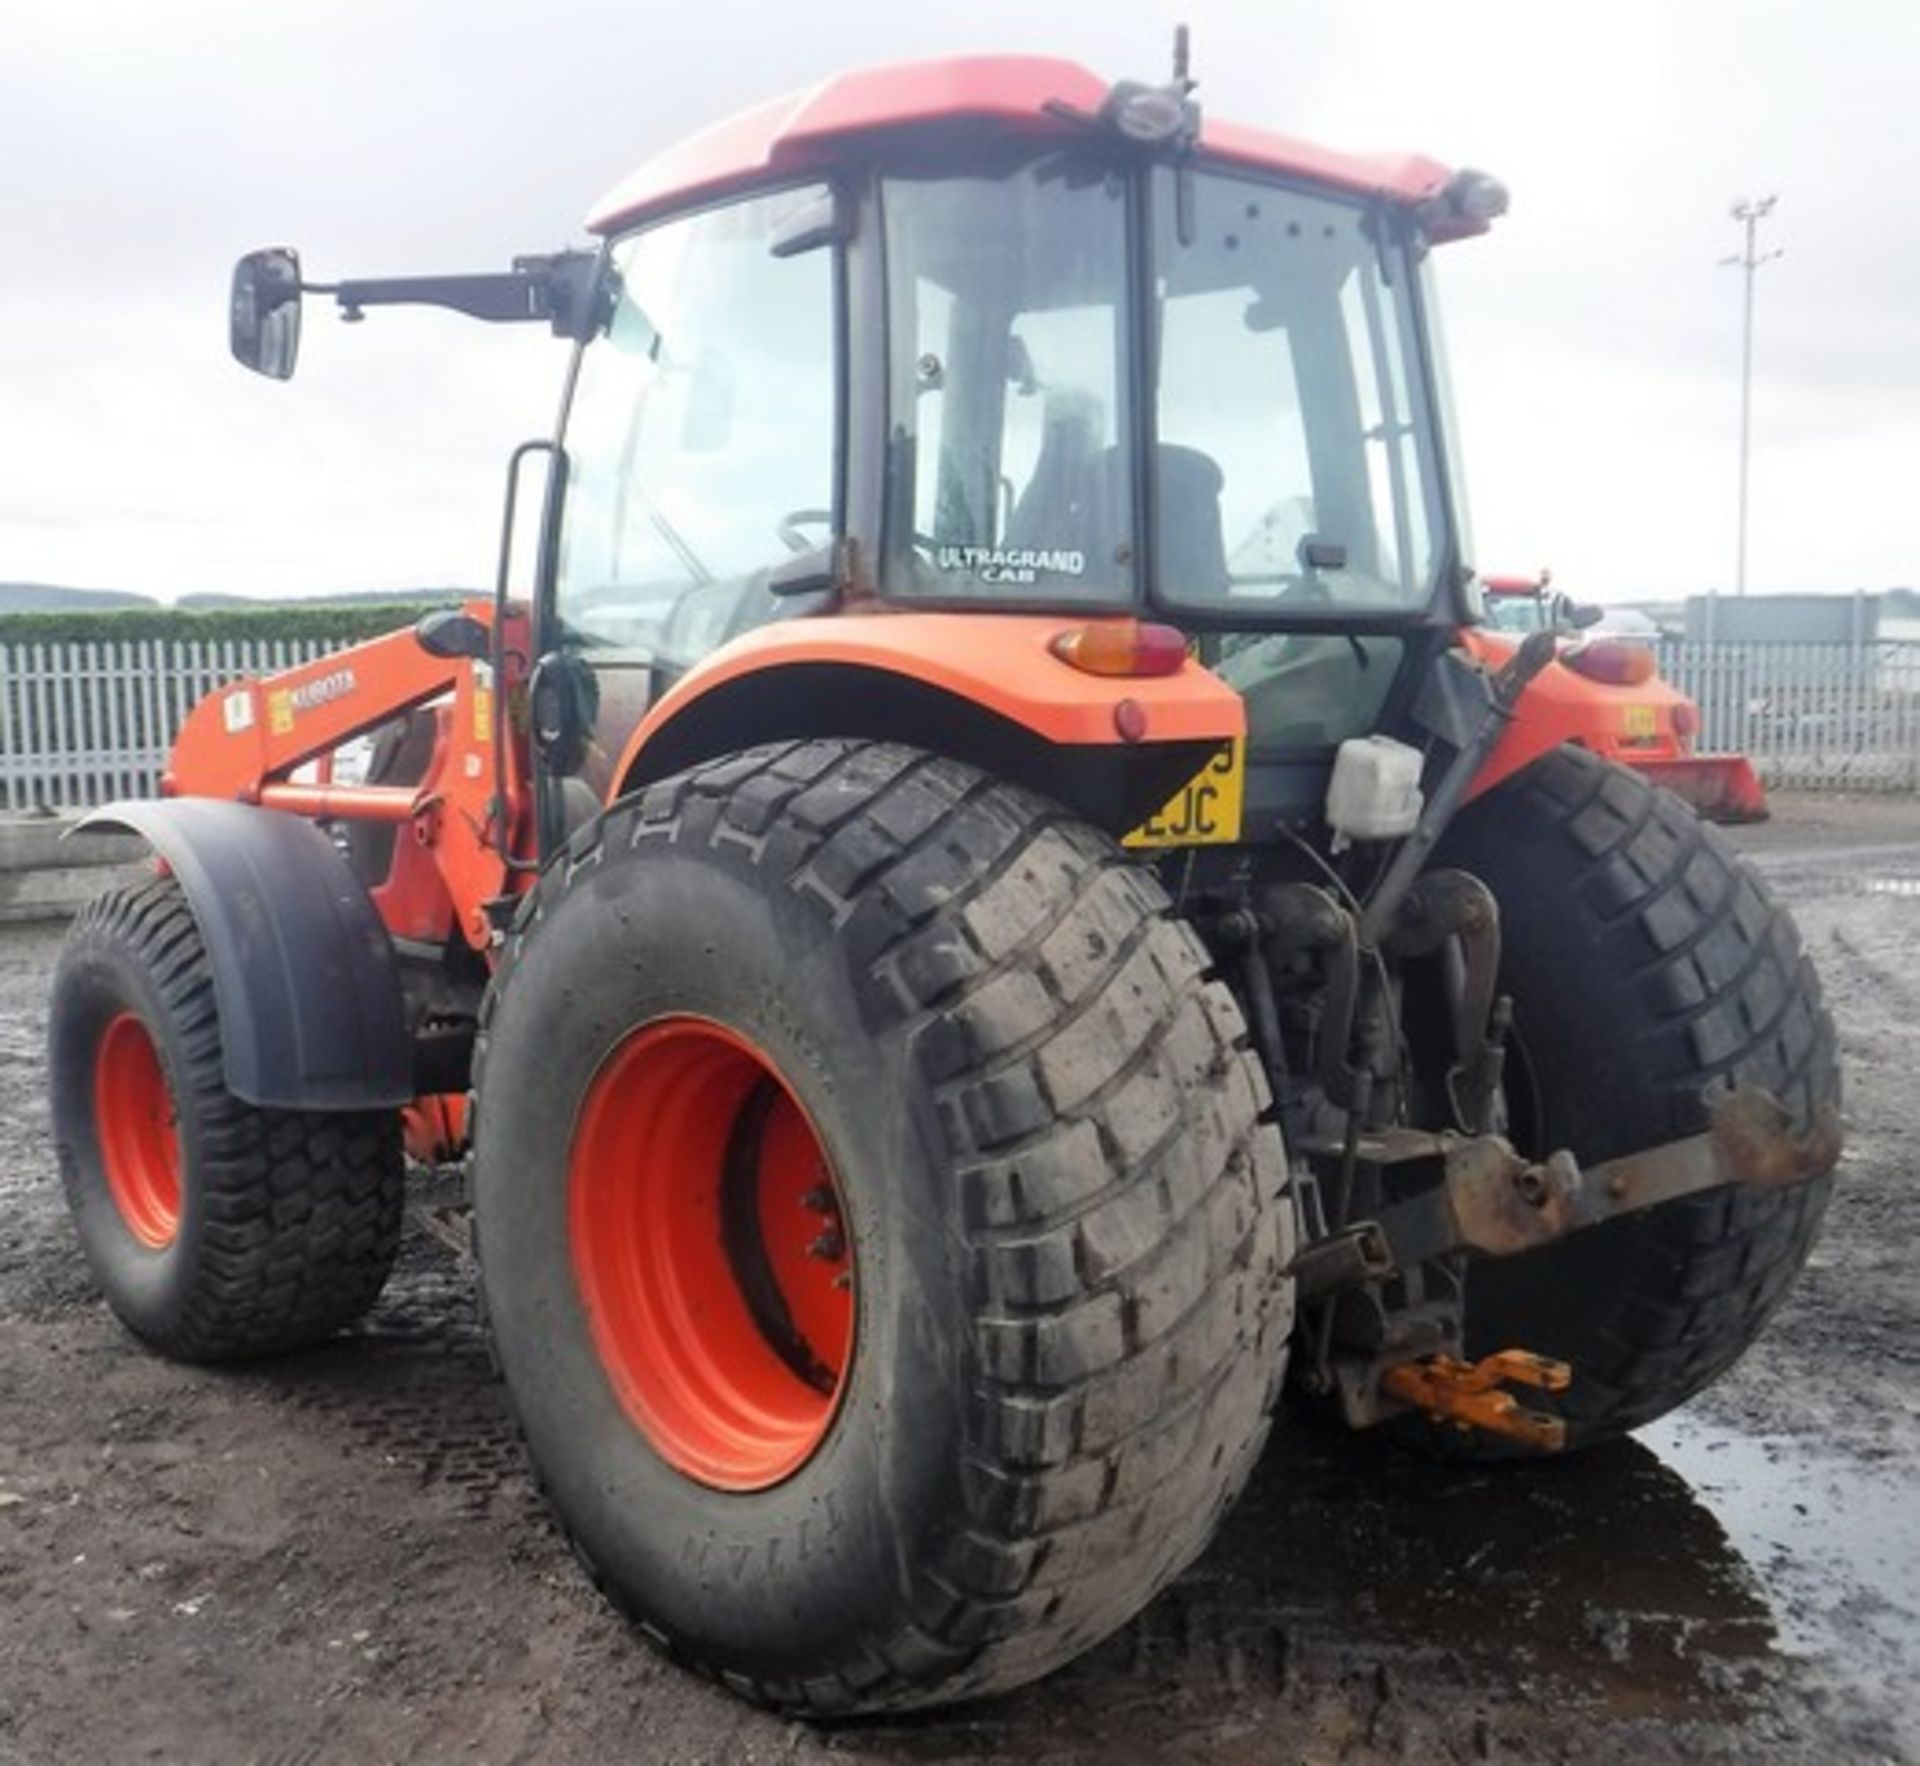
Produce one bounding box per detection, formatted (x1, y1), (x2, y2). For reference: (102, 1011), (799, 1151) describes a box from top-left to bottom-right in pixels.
(1381, 1348), (1573, 1451)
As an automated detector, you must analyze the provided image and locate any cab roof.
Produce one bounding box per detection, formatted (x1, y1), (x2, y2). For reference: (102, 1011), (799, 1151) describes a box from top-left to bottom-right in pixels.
(588, 55), (1456, 236)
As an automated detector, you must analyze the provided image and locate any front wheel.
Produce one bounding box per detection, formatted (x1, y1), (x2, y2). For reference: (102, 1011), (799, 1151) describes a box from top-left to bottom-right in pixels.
(48, 877), (405, 1359)
(471, 740), (1293, 1713)
(1431, 747), (1838, 1451)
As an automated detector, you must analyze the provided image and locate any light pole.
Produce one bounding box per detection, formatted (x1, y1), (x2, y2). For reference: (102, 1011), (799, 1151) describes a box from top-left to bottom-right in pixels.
(1723, 196), (1782, 596)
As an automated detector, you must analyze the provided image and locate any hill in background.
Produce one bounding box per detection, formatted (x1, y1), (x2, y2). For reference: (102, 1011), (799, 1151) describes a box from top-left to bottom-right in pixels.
(0, 583), (470, 616)
(0, 583), (157, 614)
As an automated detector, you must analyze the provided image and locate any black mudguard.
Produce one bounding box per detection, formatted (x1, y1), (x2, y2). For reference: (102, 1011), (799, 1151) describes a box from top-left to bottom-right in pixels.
(71, 799), (412, 1111)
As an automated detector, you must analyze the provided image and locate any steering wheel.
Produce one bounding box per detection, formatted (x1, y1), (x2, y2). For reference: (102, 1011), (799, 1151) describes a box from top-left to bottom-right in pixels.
(776, 508), (834, 555)
(782, 509), (956, 579)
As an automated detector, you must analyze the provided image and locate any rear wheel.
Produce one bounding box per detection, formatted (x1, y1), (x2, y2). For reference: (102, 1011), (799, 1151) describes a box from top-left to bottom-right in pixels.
(1431, 747), (1838, 1451)
(568, 1015), (856, 1491)
(472, 739), (1292, 1712)
(48, 876), (405, 1359)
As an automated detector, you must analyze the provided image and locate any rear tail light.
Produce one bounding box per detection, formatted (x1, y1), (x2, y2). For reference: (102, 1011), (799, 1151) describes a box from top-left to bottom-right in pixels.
(1561, 640), (1657, 688)
(1671, 700), (1700, 752)
(1050, 619), (1189, 678)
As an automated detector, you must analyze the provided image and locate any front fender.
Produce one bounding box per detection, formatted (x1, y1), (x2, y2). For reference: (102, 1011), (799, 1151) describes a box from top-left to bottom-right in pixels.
(71, 799), (411, 1111)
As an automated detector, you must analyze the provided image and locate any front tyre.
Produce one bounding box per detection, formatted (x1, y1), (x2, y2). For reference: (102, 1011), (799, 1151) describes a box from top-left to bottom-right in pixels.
(48, 877), (405, 1359)
(472, 741), (1293, 1713)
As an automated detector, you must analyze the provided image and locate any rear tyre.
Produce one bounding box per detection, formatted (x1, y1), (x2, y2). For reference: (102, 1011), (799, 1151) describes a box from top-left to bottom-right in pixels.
(48, 877), (405, 1359)
(472, 740), (1292, 1713)
(1430, 747), (1838, 1452)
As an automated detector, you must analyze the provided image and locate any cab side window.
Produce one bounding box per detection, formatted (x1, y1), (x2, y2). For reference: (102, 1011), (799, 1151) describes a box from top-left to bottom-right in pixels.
(556, 188), (838, 662)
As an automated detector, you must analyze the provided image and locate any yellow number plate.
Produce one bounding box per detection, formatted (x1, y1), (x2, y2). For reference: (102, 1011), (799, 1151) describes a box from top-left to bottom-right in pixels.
(1124, 740), (1246, 849)
(1621, 704), (1659, 739)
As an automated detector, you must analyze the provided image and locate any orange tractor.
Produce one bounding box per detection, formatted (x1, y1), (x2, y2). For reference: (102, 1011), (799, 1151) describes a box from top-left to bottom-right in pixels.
(1477, 571), (1769, 822)
(49, 43), (1838, 1714)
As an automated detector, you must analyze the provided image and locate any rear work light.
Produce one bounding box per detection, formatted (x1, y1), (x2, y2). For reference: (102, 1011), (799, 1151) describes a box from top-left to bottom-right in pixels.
(1050, 619), (1189, 679)
(1561, 640), (1657, 688)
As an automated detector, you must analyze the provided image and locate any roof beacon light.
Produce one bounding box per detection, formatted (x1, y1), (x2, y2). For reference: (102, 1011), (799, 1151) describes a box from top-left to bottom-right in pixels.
(1111, 85), (1191, 144)
(1049, 25), (1202, 154)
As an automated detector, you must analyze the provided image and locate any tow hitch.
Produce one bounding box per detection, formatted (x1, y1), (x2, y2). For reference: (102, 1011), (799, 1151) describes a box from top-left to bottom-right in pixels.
(1372, 1088), (1841, 1267)
(1382, 1350), (1572, 1450)
(1293, 1088), (1842, 1443)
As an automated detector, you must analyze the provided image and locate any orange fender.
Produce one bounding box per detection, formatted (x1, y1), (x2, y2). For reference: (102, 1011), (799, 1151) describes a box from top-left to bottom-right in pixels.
(1461, 629), (1696, 801)
(609, 613), (1244, 823)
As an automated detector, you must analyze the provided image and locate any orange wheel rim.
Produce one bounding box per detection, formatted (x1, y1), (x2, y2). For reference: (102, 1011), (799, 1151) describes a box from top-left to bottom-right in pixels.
(94, 1012), (182, 1249)
(568, 1017), (855, 1491)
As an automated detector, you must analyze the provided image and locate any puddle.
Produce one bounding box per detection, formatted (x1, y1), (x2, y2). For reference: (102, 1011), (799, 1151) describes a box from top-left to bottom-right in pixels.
(1230, 1419), (1788, 1710)
(1748, 844), (1920, 903)
(936, 1406), (1920, 1758)
(1771, 873), (1920, 902)
(1639, 1411), (1920, 1737)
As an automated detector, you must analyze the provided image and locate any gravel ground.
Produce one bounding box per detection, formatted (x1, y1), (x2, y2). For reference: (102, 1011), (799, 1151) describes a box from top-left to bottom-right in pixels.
(1, 793), (1915, 1765)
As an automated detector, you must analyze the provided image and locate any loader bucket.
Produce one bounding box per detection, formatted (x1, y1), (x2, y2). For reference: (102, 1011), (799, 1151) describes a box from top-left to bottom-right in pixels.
(1631, 753), (1770, 824)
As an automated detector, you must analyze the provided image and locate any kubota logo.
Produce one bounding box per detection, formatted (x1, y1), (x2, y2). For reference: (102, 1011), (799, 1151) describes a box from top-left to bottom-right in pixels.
(266, 668), (356, 735)
(289, 669), (357, 713)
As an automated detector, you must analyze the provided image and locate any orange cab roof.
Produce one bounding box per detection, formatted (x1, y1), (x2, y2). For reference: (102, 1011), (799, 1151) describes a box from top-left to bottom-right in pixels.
(587, 55), (1455, 235)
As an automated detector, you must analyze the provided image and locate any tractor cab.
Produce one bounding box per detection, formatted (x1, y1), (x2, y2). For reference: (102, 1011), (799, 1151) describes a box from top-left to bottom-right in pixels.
(541, 55), (1504, 828)
(231, 51), (1510, 847)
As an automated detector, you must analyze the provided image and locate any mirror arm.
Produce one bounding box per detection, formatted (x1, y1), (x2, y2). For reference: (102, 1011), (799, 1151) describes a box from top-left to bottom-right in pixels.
(307, 251), (603, 340)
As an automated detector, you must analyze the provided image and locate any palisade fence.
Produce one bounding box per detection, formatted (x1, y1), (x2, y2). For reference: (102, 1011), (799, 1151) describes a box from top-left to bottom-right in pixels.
(6, 632), (1920, 812)
(1655, 638), (1920, 793)
(1, 637), (336, 811)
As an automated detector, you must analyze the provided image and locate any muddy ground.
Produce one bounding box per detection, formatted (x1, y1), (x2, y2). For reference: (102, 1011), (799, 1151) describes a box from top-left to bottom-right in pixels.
(1, 793), (1916, 1765)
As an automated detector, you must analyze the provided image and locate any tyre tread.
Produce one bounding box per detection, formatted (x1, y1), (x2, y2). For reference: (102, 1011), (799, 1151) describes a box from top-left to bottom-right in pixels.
(1454, 747), (1837, 1444)
(473, 740), (1293, 1712)
(57, 877), (404, 1360)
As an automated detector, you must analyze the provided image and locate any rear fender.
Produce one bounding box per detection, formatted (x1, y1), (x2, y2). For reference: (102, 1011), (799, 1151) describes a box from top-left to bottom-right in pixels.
(1461, 629), (1692, 800)
(610, 613), (1244, 835)
(71, 799), (411, 1111)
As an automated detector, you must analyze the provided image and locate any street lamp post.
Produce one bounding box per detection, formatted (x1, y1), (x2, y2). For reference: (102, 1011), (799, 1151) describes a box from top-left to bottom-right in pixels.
(1723, 196), (1782, 597)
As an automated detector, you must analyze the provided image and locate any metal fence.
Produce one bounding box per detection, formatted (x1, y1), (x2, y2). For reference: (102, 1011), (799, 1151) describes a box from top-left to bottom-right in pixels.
(7, 632), (1920, 812)
(0, 638), (334, 811)
(1656, 638), (1920, 793)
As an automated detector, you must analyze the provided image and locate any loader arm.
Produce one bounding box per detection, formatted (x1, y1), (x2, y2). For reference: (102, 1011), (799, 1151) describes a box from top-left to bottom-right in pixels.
(165, 601), (535, 950)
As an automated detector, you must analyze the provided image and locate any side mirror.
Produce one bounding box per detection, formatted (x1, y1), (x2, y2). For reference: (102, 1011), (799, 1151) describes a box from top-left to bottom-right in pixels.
(1552, 594), (1605, 632)
(414, 609), (492, 660)
(230, 247), (303, 379)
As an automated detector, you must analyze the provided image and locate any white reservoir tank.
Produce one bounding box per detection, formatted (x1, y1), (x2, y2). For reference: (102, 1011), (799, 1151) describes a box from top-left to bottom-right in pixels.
(1325, 734), (1425, 847)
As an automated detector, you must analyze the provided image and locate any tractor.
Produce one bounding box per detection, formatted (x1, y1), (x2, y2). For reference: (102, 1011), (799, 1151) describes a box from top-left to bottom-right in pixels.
(1477, 571), (1770, 822)
(47, 43), (1839, 1715)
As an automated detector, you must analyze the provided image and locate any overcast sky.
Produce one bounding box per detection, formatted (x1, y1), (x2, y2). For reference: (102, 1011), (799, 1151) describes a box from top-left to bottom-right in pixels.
(2, 0), (1913, 605)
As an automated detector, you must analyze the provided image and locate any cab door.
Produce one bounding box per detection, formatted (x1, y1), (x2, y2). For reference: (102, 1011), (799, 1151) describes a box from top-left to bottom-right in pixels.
(534, 184), (842, 850)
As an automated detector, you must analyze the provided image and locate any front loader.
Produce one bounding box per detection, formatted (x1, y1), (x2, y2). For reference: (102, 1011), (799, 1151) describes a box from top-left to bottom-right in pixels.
(47, 41), (1839, 1715)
